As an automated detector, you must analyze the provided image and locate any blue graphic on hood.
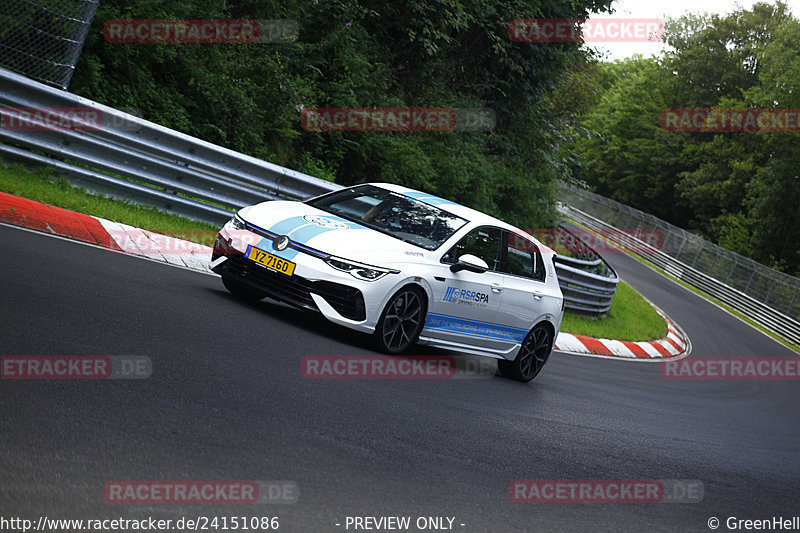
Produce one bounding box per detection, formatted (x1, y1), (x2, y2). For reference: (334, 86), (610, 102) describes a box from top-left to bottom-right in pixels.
(254, 213), (362, 261)
(403, 190), (463, 208)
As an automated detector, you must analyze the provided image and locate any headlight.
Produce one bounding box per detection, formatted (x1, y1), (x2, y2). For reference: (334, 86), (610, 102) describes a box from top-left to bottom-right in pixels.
(325, 257), (396, 281)
(230, 213), (248, 230)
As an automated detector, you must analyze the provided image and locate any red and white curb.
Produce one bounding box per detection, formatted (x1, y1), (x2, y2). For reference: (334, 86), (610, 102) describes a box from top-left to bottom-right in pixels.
(554, 306), (689, 359)
(0, 191), (212, 273)
(0, 191), (689, 359)
(96, 218), (212, 272)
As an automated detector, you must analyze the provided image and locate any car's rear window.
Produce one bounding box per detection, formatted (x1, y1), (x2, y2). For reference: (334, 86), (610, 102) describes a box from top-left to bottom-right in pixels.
(307, 184), (468, 250)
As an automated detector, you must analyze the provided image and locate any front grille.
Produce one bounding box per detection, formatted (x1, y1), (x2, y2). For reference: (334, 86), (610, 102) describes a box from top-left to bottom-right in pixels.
(216, 255), (315, 311)
(214, 255), (366, 321)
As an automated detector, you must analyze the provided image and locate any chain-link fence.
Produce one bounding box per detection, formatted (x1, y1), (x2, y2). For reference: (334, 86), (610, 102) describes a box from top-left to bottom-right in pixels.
(560, 184), (800, 323)
(0, 0), (98, 89)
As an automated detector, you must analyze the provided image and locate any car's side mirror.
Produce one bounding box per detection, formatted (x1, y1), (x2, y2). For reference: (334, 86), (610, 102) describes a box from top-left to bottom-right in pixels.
(450, 254), (489, 273)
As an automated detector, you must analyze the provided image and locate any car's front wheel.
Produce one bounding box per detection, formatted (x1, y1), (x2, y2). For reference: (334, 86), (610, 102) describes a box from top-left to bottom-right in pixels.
(222, 275), (268, 302)
(498, 324), (552, 382)
(374, 286), (427, 354)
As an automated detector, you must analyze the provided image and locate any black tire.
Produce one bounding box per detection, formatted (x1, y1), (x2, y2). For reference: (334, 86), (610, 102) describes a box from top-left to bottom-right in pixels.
(373, 286), (427, 354)
(498, 324), (552, 382)
(222, 275), (268, 302)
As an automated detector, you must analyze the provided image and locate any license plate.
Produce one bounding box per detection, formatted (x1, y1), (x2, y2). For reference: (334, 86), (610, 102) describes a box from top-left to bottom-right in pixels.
(245, 245), (296, 276)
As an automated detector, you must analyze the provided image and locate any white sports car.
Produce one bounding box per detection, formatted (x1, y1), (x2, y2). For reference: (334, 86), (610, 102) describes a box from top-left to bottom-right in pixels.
(210, 183), (564, 381)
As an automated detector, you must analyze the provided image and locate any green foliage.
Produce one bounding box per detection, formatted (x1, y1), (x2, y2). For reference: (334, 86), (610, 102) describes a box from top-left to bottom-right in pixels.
(570, 57), (691, 221)
(70, 0), (615, 232)
(567, 2), (800, 275)
(740, 16), (800, 272)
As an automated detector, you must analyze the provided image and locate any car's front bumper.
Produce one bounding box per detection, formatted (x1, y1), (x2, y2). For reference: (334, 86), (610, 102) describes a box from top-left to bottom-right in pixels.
(212, 252), (367, 321)
(209, 221), (402, 333)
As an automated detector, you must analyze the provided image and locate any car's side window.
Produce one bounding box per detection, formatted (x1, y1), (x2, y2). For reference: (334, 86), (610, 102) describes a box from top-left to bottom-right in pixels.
(500, 232), (546, 282)
(441, 226), (502, 270)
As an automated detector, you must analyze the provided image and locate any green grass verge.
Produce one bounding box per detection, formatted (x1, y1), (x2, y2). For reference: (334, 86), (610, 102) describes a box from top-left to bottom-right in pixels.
(0, 159), (218, 242)
(560, 281), (668, 341)
(0, 159), (673, 343)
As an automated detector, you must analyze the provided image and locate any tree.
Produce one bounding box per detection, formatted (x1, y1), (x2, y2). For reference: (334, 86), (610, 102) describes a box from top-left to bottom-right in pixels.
(570, 57), (690, 222)
(740, 16), (800, 273)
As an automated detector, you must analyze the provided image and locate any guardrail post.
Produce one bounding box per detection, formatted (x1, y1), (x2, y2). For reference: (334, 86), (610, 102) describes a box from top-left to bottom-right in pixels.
(725, 255), (738, 285)
(764, 277), (777, 306)
(675, 231), (688, 258)
(708, 248), (719, 274)
(63, 0), (100, 89)
(744, 264), (757, 293)
(690, 239), (704, 268)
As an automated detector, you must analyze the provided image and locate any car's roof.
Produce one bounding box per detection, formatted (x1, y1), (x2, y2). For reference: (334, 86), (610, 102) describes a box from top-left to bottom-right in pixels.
(368, 182), (520, 233)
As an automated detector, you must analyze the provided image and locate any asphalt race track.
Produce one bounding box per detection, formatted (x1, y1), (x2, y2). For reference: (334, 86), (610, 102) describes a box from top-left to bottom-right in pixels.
(1, 222), (798, 532)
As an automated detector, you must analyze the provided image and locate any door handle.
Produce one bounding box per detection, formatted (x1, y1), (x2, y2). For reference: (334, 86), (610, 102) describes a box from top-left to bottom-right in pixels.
(533, 293), (543, 300)
(491, 283), (503, 293)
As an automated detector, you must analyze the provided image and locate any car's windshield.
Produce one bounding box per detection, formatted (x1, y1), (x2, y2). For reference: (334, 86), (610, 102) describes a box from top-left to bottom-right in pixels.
(306, 184), (468, 250)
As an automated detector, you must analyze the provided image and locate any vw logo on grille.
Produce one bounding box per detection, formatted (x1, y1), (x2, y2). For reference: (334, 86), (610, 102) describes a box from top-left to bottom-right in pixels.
(273, 235), (290, 251)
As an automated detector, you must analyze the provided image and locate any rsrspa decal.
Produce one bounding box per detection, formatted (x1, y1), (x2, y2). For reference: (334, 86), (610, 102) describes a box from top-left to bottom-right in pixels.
(443, 286), (490, 307)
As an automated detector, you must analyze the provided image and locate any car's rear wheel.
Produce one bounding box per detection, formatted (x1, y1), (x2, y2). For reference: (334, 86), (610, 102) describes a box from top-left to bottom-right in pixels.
(222, 275), (268, 302)
(374, 286), (426, 354)
(498, 324), (552, 382)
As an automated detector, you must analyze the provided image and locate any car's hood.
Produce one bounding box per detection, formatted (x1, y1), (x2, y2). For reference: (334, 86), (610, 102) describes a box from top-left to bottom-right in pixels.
(239, 201), (435, 263)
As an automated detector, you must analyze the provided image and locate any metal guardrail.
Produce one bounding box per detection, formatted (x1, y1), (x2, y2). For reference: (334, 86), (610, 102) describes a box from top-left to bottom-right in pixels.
(560, 202), (800, 346)
(0, 67), (341, 223)
(560, 183), (800, 326)
(552, 225), (620, 316)
(554, 255), (620, 315)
